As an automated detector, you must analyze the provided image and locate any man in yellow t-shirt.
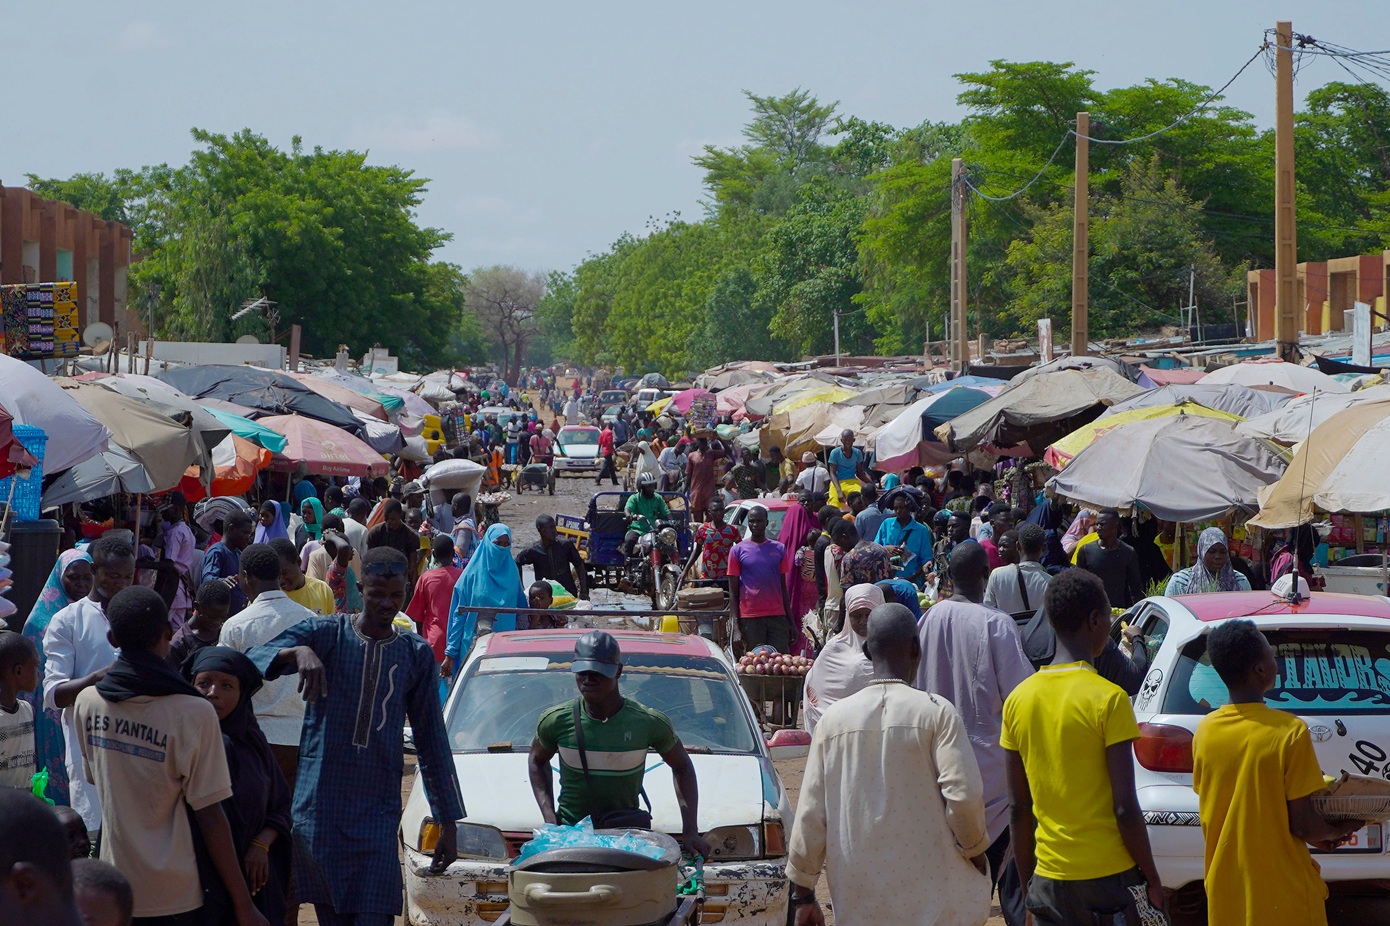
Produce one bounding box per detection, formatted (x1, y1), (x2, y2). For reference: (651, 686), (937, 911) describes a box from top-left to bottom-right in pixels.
(1193, 619), (1361, 926)
(270, 538), (335, 617)
(1001, 569), (1164, 924)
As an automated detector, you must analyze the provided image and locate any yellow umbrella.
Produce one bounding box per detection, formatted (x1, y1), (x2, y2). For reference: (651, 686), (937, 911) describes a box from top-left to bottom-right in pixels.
(646, 396), (673, 414)
(1044, 402), (1241, 468)
(1251, 400), (1390, 528)
(775, 385), (858, 415)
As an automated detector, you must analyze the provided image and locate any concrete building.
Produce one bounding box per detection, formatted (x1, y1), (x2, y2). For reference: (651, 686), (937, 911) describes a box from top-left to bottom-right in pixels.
(0, 182), (135, 334)
(1248, 250), (1388, 341)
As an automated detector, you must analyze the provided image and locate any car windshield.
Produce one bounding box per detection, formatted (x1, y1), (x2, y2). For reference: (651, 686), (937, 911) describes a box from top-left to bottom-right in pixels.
(1165, 628), (1390, 716)
(559, 428), (599, 446)
(730, 505), (791, 541)
(448, 653), (760, 754)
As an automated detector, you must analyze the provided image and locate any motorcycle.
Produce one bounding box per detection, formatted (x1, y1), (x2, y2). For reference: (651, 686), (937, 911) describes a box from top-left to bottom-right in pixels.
(621, 515), (685, 609)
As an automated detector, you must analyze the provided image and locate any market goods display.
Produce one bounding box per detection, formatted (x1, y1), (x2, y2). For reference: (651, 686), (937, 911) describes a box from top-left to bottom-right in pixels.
(736, 651), (812, 676)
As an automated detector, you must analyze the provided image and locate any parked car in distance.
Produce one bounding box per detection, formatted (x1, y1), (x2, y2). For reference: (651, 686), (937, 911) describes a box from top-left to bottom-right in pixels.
(552, 425), (601, 474)
(400, 630), (793, 926)
(1124, 591), (1390, 910)
(725, 497), (800, 542)
(598, 389), (630, 407)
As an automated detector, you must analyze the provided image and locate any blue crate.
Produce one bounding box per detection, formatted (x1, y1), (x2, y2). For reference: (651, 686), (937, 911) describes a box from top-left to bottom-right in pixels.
(0, 425), (47, 521)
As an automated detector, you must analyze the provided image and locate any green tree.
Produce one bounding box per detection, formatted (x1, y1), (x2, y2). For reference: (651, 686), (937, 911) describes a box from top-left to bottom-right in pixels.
(463, 265), (545, 384)
(688, 266), (783, 369)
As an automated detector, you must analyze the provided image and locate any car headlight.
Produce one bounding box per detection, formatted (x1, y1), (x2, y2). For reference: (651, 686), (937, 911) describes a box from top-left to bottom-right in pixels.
(703, 821), (786, 861)
(417, 819), (509, 859)
(658, 527), (678, 547)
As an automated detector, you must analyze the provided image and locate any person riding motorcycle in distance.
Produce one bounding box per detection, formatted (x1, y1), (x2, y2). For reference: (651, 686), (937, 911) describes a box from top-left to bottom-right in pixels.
(623, 472), (671, 558)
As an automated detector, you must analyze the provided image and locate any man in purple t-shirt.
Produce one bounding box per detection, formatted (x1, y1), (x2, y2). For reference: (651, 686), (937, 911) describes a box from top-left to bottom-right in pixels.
(727, 505), (793, 653)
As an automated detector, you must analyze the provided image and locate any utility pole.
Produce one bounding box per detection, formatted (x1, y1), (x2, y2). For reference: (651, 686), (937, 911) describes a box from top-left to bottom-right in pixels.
(833, 306), (841, 367)
(950, 158), (969, 371)
(1071, 112), (1090, 357)
(1274, 20), (1299, 360)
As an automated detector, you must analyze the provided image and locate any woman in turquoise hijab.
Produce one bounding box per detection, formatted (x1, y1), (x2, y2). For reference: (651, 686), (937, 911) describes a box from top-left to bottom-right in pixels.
(298, 496), (325, 546)
(442, 523), (527, 679)
(22, 548), (93, 805)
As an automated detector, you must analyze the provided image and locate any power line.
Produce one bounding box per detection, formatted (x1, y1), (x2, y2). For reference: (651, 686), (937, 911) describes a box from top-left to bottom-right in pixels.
(959, 133), (1072, 202)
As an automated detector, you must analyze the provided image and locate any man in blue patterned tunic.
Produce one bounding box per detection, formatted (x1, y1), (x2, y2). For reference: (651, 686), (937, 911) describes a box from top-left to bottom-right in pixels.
(248, 546), (463, 926)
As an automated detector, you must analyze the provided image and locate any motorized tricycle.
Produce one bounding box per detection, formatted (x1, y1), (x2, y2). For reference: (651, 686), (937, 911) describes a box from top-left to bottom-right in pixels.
(571, 491), (692, 609)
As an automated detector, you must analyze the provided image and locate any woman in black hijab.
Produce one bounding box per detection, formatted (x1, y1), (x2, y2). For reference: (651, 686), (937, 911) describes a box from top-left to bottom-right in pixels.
(184, 646), (293, 925)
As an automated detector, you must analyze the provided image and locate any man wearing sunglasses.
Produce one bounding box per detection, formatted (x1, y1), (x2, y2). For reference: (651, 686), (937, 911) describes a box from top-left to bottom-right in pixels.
(248, 547), (465, 926)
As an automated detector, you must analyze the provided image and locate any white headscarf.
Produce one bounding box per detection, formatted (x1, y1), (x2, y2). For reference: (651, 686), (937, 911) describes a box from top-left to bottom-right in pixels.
(634, 441), (661, 481)
(802, 583), (885, 736)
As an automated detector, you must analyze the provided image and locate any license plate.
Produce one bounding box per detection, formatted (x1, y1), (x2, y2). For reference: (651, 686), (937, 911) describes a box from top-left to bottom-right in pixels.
(1333, 823), (1382, 853)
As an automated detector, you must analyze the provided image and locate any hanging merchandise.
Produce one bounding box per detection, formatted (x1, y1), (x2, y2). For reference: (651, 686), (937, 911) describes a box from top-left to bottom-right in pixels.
(0, 282), (79, 359)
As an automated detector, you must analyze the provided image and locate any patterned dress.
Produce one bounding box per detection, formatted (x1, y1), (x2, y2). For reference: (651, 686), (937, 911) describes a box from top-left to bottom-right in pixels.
(695, 521), (741, 579)
(248, 617), (464, 917)
(839, 541), (894, 588)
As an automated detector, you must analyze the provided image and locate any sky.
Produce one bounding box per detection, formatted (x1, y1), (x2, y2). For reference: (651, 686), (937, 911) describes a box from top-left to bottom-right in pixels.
(5, 1), (1385, 276)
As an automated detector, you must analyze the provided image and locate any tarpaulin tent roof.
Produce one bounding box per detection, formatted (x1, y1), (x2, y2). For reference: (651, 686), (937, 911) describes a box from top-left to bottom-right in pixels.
(199, 407), (288, 454)
(75, 373), (230, 472)
(1237, 386), (1390, 445)
(260, 414), (388, 478)
(634, 372), (671, 390)
(1045, 402), (1242, 468)
(305, 369), (406, 415)
(159, 365), (360, 431)
(695, 362), (780, 391)
(935, 368), (1145, 454)
(759, 401), (862, 459)
(1199, 358), (1348, 395)
(1048, 413), (1287, 523)
(1101, 383), (1292, 422)
(913, 374), (1009, 394)
(288, 372), (389, 421)
(743, 373), (846, 419)
(353, 411), (406, 455)
(179, 435), (272, 502)
(1137, 365), (1207, 387)
(650, 388), (709, 415)
(1012, 354), (1142, 385)
(1252, 401), (1390, 528)
(57, 379), (204, 492)
(873, 387), (998, 473)
(0, 354), (110, 473)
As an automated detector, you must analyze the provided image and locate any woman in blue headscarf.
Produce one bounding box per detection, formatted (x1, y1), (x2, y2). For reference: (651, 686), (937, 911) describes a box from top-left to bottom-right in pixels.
(442, 523), (527, 679)
(21, 548), (93, 805)
(254, 500), (289, 544)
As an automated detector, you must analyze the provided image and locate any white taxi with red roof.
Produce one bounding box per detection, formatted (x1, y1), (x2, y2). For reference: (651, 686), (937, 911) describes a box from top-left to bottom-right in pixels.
(1125, 590), (1390, 904)
(399, 629), (792, 925)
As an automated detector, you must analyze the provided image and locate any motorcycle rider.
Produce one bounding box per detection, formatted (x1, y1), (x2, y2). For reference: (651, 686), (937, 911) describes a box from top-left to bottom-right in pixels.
(623, 472), (671, 559)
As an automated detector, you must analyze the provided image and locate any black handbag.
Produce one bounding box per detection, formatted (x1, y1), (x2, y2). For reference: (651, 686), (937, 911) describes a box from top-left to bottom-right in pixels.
(1009, 568), (1056, 670)
(572, 700), (653, 830)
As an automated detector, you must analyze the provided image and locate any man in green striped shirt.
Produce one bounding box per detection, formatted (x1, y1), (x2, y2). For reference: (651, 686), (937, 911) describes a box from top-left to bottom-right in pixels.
(528, 632), (712, 858)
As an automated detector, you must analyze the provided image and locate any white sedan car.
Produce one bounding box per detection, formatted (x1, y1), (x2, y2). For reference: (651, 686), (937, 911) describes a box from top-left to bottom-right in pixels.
(1124, 590), (1390, 910)
(552, 425), (602, 474)
(400, 630), (793, 925)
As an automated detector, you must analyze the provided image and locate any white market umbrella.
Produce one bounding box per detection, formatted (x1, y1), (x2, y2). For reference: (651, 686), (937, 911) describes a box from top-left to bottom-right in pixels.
(1047, 413), (1287, 523)
(1237, 386), (1390, 444)
(0, 355), (110, 472)
(1199, 359), (1348, 395)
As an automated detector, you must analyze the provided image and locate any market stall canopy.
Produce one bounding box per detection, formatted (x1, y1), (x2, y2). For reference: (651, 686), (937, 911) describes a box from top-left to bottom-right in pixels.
(1045, 401), (1242, 468)
(651, 388), (709, 415)
(843, 381), (920, 407)
(1251, 401), (1390, 528)
(1101, 383), (1293, 421)
(41, 448), (157, 507)
(1047, 413), (1287, 523)
(353, 411), (406, 455)
(714, 382), (775, 421)
(158, 365), (360, 431)
(695, 362), (780, 391)
(77, 373), (230, 464)
(913, 374), (1012, 394)
(287, 372), (389, 421)
(1137, 365), (1207, 387)
(760, 401), (862, 459)
(634, 372), (671, 391)
(0, 354), (110, 473)
(743, 374), (845, 420)
(1237, 386), (1390, 445)
(1199, 358), (1348, 395)
(57, 379), (204, 492)
(308, 369), (408, 415)
(199, 407), (288, 454)
(179, 435), (272, 502)
(875, 386), (997, 473)
(1012, 354), (1142, 385)
(935, 368), (1145, 454)
(260, 414), (388, 478)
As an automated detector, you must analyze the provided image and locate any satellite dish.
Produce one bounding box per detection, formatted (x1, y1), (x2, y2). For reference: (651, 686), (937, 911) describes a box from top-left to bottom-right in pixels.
(82, 322), (114, 354)
(236, 334), (260, 345)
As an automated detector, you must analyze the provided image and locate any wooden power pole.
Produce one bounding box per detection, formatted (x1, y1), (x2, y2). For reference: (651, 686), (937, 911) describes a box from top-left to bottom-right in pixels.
(1071, 112), (1090, 357)
(1274, 20), (1299, 359)
(950, 158), (970, 371)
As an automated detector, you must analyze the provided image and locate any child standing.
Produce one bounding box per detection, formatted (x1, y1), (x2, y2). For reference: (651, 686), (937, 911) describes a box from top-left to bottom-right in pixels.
(0, 630), (39, 790)
(1193, 619), (1360, 926)
(1001, 569), (1163, 924)
(166, 580), (233, 668)
(791, 528), (821, 634)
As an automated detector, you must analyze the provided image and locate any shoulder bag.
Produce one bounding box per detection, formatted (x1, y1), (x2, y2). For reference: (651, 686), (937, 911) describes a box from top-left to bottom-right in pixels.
(572, 700), (653, 830)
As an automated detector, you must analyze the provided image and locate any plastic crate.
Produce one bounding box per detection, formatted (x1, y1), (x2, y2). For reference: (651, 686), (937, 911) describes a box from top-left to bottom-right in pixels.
(0, 425), (47, 521)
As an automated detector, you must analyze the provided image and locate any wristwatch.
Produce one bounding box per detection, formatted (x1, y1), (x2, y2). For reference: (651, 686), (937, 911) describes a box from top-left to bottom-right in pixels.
(789, 890), (817, 906)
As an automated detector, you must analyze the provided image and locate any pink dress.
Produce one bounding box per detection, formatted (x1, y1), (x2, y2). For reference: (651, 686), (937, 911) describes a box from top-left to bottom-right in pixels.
(164, 520), (197, 627)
